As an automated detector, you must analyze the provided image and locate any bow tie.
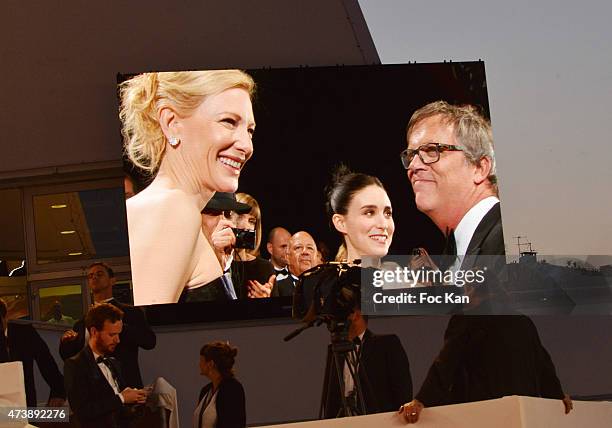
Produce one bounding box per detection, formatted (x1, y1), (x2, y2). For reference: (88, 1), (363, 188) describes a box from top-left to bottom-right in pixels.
(96, 356), (111, 364)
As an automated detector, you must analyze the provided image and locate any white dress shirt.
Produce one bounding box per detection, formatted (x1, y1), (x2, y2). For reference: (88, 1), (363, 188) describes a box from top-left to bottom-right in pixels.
(449, 196), (499, 272)
(92, 350), (123, 402)
(343, 331), (366, 396)
(193, 388), (218, 428)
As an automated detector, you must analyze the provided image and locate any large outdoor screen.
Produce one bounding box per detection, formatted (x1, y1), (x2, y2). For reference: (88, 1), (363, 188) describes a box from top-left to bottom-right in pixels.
(118, 62), (495, 324)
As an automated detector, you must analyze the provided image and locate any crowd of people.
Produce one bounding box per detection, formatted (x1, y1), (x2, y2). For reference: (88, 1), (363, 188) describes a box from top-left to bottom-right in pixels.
(0, 69), (574, 427)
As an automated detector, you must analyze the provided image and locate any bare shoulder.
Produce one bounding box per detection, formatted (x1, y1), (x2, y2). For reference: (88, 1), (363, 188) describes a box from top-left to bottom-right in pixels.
(127, 187), (201, 228)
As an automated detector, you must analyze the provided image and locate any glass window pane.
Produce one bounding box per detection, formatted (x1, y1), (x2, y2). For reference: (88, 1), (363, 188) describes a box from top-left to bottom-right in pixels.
(0, 277), (29, 320)
(39, 284), (83, 325)
(0, 189), (27, 278)
(32, 187), (129, 264)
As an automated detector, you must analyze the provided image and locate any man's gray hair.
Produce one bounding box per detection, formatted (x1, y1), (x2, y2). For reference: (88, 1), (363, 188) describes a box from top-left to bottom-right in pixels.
(406, 101), (497, 194)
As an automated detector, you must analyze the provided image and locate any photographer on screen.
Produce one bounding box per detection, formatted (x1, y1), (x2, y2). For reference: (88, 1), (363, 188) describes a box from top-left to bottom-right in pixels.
(184, 192), (274, 301)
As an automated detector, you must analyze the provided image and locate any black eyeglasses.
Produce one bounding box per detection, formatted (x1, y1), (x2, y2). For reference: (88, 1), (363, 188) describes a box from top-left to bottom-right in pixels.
(400, 143), (466, 169)
(201, 209), (233, 218)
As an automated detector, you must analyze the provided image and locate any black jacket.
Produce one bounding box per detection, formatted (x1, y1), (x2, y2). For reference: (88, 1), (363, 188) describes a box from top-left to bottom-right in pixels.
(4, 322), (65, 406)
(59, 299), (156, 388)
(416, 314), (564, 406)
(197, 377), (246, 428)
(417, 202), (565, 406)
(324, 329), (413, 417)
(64, 345), (129, 428)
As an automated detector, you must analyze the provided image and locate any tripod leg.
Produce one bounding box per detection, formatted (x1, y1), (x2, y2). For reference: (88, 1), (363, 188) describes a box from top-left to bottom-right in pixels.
(319, 347), (333, 419)
(332, 352), (353, 417)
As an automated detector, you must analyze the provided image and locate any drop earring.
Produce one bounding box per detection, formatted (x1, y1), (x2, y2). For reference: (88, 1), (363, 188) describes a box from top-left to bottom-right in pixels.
(169, 136), (180, 147)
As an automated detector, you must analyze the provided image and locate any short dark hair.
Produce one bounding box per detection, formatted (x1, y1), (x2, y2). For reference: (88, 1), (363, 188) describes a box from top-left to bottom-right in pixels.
(200, 341), (238, 379)
(87, 262), (114, 278)
(85, 303), (123, 333)
(0, 298), (7, 319)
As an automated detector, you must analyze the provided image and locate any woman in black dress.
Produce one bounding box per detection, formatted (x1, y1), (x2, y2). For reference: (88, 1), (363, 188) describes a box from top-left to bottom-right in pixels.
(194, 341), (245, 428)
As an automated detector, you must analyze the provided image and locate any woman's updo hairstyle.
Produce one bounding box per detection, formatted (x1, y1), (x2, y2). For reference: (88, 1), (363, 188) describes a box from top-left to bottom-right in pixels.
(325, 165), (385, 261)
(120, 70), (255, 173)
(200, 341), (238, 379)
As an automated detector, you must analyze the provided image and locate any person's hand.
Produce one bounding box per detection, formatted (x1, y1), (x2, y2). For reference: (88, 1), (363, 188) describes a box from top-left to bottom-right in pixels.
(410, 248), (438, 272)
(47, 397), (66, 407)
(60, 330), (78, 343)
(562, 394), (573, 414)
(247, 275), (275, 298)
(121, 387), (147, 404)
(399, 399), (424, 424)
(211, 225), (236, 254)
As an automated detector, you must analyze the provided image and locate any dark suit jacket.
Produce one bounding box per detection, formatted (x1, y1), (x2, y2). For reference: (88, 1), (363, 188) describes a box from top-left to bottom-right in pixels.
(183, 257), (275, 301)
(324, 329), (413, 417)
(64, 345), (129, 428)
(4, 322), (65, 406)
(59, 299), (156, 388)
(463, 201), (505, 259)
(417, 202), (565, 406)
(197, 377), (246, 428)
(416, 314), (564, 406)
(272, 275), (298, 297)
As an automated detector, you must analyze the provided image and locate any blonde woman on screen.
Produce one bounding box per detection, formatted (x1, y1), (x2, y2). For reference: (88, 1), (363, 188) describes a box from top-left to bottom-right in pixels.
(120, 70), (256, 305)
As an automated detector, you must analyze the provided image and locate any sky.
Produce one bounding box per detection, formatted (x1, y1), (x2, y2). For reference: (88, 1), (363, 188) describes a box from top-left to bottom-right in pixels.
(359, 0), (612, 259)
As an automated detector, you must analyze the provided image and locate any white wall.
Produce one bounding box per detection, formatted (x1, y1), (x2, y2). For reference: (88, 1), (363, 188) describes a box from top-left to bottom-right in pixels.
(35, 315), (612, 425)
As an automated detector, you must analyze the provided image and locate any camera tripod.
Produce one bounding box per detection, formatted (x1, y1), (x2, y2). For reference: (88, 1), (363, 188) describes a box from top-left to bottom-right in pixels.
(319, 320), (377, 418)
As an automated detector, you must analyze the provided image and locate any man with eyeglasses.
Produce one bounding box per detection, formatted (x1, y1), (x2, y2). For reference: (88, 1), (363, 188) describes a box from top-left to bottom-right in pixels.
(401, 101), (502, 257)
(59, 262), (156, 389)
(398, 101), (571, 423)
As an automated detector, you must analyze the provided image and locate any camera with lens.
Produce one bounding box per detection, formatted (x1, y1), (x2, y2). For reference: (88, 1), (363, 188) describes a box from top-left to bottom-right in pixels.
(232, 228), (256, 250)
(292, 262), (364, 332)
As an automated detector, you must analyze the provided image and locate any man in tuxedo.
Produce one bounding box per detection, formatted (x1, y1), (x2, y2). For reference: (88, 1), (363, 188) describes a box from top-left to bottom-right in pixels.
(64, 303), (148, 428)
(266, 227), (291, 280)
(398, 101), (571, 422)
(323, 307), (412, 418)
(1, 299), (65, 407)
(273, 231), (317, 297)
(59, 262), (156, 388)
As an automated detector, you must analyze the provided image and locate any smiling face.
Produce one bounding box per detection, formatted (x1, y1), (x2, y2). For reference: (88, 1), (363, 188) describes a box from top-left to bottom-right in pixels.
(333, 185), (394, 260)
(287, 232), (317, 276)
(171, 87), (255, 194)
(406, 115), (477, 224)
